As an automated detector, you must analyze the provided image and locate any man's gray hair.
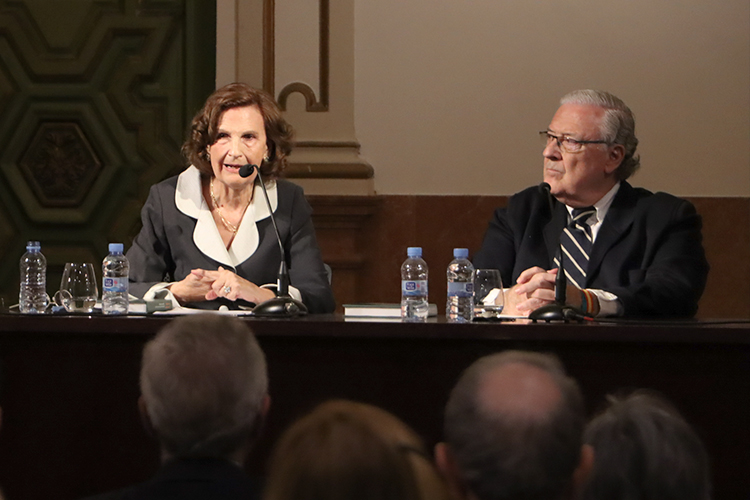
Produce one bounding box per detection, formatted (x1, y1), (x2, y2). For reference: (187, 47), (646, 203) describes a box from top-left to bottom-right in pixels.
(582, 391), (711, 500)
(560, 89), (640, 180)
(140, 314), (268, 459)
(444, 350), (585, 500)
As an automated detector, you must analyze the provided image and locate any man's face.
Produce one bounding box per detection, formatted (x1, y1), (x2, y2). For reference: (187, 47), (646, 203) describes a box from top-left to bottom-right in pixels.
(542, 103), (619, 207)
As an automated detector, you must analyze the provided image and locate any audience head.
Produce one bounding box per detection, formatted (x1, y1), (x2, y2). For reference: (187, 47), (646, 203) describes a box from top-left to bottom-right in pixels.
(581, 390), (711, 500)
(437, 350), (590, 500)
(264, 399), (450, 500)
(139, 314), (268, 461)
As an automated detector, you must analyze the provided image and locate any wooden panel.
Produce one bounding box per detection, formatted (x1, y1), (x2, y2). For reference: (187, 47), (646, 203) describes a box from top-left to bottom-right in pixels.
(0, 0), (215, 306)
(311, 195), (750, 319)
(308, 195), (381, 310)
(691, 197), (750, 318)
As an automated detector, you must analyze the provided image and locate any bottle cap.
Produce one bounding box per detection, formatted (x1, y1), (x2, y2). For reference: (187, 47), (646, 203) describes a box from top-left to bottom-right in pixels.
(453, 248), (469, 259)
(109, 243), (124, 253)
(407, 247), (422, 258)
(26, 241), (40, 251)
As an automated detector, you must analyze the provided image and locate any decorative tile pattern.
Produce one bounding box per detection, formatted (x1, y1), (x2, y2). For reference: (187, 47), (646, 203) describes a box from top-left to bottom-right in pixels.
(0, 0), (214, 303)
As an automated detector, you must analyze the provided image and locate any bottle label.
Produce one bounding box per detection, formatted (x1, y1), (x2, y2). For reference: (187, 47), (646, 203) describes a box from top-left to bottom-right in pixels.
(402, 280), (428, 296)
(103, 277), (129, 294)
(447, 281), (473, 297)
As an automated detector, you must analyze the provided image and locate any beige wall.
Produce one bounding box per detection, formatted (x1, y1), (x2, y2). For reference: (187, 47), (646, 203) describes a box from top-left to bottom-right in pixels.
(354, 0), (750, 196)
(218, 0), (750, 196)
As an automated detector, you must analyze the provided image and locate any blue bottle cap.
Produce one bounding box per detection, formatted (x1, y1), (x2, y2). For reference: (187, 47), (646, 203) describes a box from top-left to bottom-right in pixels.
(453, 248), (469, 259)
(407, 247), (422, 258)
(26, 241), (40, 251)
(109, 243), (124, 253)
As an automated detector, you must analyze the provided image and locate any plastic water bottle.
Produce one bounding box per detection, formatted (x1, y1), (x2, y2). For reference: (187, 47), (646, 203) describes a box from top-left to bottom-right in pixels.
(19, 241), (49, 314)
(446, 248), (474, 323)
(102, 243), (129, 315)
(401, 247), (429, 322)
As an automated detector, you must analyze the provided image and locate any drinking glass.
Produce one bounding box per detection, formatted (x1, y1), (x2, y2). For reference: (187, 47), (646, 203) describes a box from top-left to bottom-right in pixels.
(55, 263), (99, 313)
(474, 269), (504, 318)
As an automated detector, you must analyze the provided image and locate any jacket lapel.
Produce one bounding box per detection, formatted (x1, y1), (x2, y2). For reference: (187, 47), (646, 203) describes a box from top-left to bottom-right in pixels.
(588, 181), (635, 279)
(174, 166), (279, 268)
(543, 200), (569, 268)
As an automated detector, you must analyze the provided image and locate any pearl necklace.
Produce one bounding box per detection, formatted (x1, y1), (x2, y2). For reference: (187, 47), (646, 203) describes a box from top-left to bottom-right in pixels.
(210, 177), (250, 235)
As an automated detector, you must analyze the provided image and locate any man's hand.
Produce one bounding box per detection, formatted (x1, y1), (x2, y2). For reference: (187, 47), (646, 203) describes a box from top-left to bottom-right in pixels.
(503, 266), (600, 316)
(504, 266), (558, 316)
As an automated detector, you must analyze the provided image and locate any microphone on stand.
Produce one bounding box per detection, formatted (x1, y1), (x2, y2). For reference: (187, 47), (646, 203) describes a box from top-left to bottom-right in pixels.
(239, 163), (308, 317)
(528, 182), (584, 323)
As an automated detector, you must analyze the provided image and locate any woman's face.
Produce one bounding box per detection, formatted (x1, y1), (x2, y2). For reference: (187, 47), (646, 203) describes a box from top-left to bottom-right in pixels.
(207, 105), (268, 190)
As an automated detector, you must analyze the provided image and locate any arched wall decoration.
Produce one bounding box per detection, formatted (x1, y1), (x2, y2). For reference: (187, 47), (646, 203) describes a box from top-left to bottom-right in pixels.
(264, 0), (329, 112)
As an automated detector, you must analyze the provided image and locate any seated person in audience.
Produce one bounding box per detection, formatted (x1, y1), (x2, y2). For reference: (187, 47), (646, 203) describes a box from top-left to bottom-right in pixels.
(435, 350), (593, 500)
(264, 399), (451, 500)
(474, 89), (708, 318)
(581, 390), (711, 500)
(81, 314), (269, 500)
(127, 82), (335, 313)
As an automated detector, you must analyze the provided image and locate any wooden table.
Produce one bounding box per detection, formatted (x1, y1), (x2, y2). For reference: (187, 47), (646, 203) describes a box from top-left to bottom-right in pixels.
(0, 314), (747, 499)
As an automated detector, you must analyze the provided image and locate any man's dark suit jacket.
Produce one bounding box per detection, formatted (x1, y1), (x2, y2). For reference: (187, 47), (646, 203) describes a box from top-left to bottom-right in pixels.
(473, 181), (709, 317)
(80, 458), (260, 500)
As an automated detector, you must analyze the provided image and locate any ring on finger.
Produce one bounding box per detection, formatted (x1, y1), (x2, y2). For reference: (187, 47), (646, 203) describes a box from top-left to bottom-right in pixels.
(223, 286), (231, 294)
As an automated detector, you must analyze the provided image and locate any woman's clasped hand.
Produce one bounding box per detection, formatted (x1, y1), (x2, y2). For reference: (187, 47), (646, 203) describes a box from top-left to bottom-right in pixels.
(169, 267), (276, 306)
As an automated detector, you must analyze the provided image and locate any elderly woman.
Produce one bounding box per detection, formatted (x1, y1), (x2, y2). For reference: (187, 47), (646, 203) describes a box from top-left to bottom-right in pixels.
(127, 83), (335, 313)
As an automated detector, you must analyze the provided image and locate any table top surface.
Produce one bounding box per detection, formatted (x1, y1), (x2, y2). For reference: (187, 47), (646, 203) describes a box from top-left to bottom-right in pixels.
(1, 311), (750, 345)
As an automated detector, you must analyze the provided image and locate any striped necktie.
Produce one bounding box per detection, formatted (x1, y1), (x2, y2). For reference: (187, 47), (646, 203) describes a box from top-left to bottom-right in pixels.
(555, 206), (596, 289)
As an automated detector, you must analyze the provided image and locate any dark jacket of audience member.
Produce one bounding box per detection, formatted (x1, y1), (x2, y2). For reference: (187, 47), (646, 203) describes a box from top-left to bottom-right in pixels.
(582, 391), (711, 500)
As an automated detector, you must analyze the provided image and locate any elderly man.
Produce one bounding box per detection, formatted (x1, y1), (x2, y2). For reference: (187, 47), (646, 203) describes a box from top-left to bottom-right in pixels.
(474, 90), (708, 317)
(435, 350), (593, 500)
(82, 314), (269, 500)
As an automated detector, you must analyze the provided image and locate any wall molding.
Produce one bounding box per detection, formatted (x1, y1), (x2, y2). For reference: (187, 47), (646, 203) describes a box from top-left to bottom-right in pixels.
(286, 162), (373, 179)
(265, 0), (330, 112)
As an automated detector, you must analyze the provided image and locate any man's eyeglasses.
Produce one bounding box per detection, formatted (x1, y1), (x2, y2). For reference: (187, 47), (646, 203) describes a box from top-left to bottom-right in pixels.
(539, 131), (609, 154)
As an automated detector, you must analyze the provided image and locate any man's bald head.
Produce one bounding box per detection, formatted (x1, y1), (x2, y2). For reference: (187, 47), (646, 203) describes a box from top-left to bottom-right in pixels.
(478, 361), (564, 422)
(443, 351), (586, 500)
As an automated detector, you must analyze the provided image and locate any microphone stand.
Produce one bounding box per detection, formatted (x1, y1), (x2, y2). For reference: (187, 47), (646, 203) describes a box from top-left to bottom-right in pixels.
(239, 164), (308, 317)
(528, 183), (585, 323)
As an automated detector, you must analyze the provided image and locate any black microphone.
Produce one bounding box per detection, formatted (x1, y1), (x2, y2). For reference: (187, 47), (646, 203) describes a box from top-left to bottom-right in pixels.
(540, 183), (566, 305)
(238, 164), (254, 178)
(238, 163), (308, 317)
(529, 183), (584, 323)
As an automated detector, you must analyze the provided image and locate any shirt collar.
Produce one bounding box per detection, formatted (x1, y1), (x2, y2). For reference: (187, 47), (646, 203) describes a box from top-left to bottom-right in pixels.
(565, 181), (620, 225)
(174, 165), (278, 266)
